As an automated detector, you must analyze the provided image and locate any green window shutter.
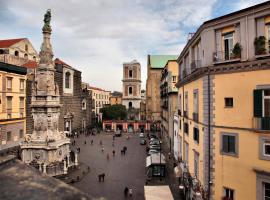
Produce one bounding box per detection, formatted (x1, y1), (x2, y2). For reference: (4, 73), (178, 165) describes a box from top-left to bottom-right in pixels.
(253, 89), (263, 117)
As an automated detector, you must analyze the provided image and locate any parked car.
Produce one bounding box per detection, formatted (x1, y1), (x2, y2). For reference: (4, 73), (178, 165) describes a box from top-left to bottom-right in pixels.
(115, 130), (122, 137)
(150, 138), (159, 142)
(150, 134), (158, 139)
(147, 149), (160, 155)
(149, 140), (160, 146)
(150, 144), (161, 150)
(139, 132), (145, 138)
(140, 139), (146, 145)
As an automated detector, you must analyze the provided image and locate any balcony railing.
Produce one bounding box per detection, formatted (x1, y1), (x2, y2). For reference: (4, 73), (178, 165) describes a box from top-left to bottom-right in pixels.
(190, 60), (201, 72)
(213, 51), (241, 63)
(253, 117), (270, 131)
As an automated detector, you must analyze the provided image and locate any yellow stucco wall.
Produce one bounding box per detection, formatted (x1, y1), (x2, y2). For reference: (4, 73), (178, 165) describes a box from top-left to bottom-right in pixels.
(213, 69), (270, 200)
(178, 77), (205, 185)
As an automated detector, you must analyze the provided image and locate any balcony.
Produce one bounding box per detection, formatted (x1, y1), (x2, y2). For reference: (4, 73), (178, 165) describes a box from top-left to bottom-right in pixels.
(190, 60), (201, 72)
(254, 38), (270, 58)
(193, 112), (198, 122)
(253, 117), (270, 131)
(213, 51), (241, 63)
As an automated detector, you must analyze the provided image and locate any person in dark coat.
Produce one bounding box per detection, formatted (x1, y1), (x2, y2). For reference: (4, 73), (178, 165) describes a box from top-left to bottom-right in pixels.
(124, 187), (129, 197)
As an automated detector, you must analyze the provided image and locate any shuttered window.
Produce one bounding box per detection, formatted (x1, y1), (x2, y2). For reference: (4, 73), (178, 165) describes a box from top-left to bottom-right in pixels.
(193, 127), (199, 143)
(222, 135), (236, 154)
(254, 89), (263, 117)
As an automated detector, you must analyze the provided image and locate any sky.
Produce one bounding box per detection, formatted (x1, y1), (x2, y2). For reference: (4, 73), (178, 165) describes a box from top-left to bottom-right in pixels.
(0, 0), (267, 91)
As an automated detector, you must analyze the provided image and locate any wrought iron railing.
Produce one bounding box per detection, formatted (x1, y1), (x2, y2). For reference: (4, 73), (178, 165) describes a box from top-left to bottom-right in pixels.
(213, 51), (241, 62)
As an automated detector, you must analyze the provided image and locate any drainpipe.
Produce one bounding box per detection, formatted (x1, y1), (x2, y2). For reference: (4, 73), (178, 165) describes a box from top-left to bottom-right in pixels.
(182, 85), (185, 162)
(207, 73), (211, 199)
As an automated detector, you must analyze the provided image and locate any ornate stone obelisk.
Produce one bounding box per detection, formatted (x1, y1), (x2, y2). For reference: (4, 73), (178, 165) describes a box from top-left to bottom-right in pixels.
(21, 10), (73, 176)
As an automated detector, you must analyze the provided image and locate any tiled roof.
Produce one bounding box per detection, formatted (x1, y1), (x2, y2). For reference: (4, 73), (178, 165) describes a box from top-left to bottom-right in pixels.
(22, 60), (38, 69)
(54, 58), (71, 67)
(89, 86), (107, 92)
(0, 38), (26, 48)
(149, 55), (178, 69)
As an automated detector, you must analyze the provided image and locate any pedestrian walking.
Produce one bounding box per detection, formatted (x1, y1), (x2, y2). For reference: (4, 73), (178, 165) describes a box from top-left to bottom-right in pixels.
(101, 173), (105, 182)
(112, 150), (115, 156)
(102, 147), (104, 152)
(128, 188), (133, 197)
(84, 140), (86, 145)
(100, 140), (102, 146)
(112, 141), (114, 147)
(113, 135), (115, 140)
(98, 174), (101, 182)
(107, 153), (110, 160)
(91, 139), (93, 145)
(124, 187), (129, 197)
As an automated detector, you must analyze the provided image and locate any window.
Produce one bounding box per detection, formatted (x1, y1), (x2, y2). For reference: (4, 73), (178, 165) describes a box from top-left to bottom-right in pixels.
(24, 53), (28, 59)
(82, 99), (87, 110)
(19, 130), (24, 138)
(20, 113), (23, 118)
(14, 51), (19, 57)
(129, 102), (132, 108)
(221, 133), (238, 156)
(193, 127), (199, 143)
(129, 86), (133, 95)
(264, 142), (270, 156)
(129, 70), (133, 78)
(33, 56), (36, 61)
(6, 96), (12, 110)
(264, 182), (270, 200)
(20, 97), (24, 108)
(264, 89), (270, 117)
(7, 132), (11, 141)
(193, 90), (198, 113)
(20, 79), (24, 91)
(223, 32), (234, 60)
(254, 89), (270, 130)
(7, 113), (11, 119)
(267, 24), (270, 53)
(7, 77), (12, 90)
(225, 97), (233, 107)
(185, 142), (189, 163)
(223, 187), (234, 200)
(65, 72), (71, 88)
(184, 122), (189, 135)
(184, 92), (188, 117)
(172, 76), (177, 83)
(25, 44), (28, 52)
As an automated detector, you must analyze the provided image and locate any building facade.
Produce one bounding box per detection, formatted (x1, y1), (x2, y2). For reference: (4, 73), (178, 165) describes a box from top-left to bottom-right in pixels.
(146, 55), (178, 123)
(86, 85), (110, 122)
(109, 91), (122, 105)
(176, 2), (270, 199)
(0, 38), (38, 66)
(160, 60), (179, 153)
(122, 60), (141, 109)
(0, 62), (27, 156)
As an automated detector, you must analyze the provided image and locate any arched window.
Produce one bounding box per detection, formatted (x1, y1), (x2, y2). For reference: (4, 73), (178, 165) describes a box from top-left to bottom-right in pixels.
(129, 102), (132, 108)
(82, 99), (87, 110)
(0, 49), (4, 54)
(65, 72), (71, 88)
(24, 53), (28, 59)
(14, 51), (19, 57)
(129, 86), (132, 95)
(33, 56), (36, 61)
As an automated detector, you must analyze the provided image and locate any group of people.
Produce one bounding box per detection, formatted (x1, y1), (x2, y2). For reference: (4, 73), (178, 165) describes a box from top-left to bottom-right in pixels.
(124, 187), (133, 197)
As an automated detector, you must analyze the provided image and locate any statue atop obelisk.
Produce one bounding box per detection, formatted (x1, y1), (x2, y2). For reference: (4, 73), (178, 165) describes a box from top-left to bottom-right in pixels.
(21, 9), (75, 176)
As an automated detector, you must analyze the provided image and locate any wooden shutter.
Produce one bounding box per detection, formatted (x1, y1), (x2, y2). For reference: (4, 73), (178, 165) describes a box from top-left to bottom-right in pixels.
(256, 17), (265, 37)
(254, 89), (263, 117)
(228, 136), (235, 153)
(222, 135), (228, 153)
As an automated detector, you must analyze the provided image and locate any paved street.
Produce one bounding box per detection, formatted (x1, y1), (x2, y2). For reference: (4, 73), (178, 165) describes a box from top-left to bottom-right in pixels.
(72, 132), (146, 200)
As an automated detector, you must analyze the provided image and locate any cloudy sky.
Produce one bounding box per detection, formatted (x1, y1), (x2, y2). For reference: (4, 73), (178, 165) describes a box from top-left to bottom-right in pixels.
(0, 0), (266, 91)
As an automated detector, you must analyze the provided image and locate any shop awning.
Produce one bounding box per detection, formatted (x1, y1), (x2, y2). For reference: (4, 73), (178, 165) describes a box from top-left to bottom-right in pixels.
(146, 153), (166, 167)
(144, 185), (174, 200)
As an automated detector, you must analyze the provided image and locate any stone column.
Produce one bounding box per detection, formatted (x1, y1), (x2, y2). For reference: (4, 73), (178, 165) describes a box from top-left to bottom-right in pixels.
(63, 160), (67, 174)
(43, 164), (47, 174)
(75, 153), (78, 166)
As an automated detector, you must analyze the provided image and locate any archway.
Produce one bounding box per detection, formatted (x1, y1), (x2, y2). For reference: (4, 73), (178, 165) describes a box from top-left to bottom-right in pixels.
(128, 101), (132, 108)
(128, 124), (134, 133)
(116, 124), (123, 131)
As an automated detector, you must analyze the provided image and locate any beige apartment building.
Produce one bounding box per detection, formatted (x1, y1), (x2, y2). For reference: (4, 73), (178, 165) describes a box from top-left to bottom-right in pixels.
(160, 60), (179, 152)
(146, 55), (178, 125)
(0, 38), (38, 66)
(0, 62), (27, 155)
(86, 85), (110, 122)
(175, 2), (270, 200)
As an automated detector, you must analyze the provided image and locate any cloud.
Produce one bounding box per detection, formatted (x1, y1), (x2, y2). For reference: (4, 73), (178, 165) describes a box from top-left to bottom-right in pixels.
(1, 0), (219, 91)
(235, 0), (267, 9)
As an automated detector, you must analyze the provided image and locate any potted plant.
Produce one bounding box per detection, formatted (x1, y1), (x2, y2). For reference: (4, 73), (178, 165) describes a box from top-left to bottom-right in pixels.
(254, 36), (266, 55)
(232, 42), (242, 58)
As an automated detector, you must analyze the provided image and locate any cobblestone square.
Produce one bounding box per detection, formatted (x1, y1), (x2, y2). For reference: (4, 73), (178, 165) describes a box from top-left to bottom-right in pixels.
(72, 132), (146, 200)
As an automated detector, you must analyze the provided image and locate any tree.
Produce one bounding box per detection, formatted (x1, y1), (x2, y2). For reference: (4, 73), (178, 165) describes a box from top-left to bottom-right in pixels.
(100, 104), (127, 120)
